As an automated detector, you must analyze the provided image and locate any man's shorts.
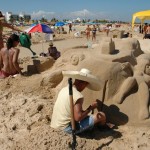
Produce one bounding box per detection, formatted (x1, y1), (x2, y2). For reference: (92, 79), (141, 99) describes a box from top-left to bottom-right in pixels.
(64, 115), (94, 134)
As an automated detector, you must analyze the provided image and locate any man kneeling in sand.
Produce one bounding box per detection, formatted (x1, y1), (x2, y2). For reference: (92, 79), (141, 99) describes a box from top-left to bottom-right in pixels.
(51, 68), (106, 134)
(0, 34), (23, 78)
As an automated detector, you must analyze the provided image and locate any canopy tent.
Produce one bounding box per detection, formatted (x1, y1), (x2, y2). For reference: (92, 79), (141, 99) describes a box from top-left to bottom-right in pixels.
(132, 10), (150, 28)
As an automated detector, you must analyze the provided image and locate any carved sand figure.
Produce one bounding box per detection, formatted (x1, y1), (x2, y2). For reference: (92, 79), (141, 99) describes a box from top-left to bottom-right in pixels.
(134, 54), (150, 120)
(107, 62), (135, 103)
(111, 54), (150, 120)
(39, 37), (149, 123)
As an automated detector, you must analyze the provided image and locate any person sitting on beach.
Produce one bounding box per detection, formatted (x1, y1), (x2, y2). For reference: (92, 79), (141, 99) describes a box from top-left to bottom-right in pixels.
(51, 68), (106, 134)
(47, 41), (60, 60)
(39, 41), (60, 59)
(0, 11), (22, 50)
(0, 34), (23, 78)
(123, 32), (131, 38)
(85, 25), (91, 40)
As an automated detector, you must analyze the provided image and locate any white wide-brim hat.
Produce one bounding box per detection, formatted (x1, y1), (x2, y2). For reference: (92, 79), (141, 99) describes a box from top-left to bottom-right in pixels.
(62, 68), (102, 91)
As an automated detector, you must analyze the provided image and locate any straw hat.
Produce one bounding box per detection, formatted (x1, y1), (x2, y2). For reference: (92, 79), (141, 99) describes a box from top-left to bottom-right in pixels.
(62, 68), (102, 91)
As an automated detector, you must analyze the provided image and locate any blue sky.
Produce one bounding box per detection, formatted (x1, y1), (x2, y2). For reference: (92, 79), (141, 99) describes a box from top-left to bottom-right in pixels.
(1, 0), (150, 21)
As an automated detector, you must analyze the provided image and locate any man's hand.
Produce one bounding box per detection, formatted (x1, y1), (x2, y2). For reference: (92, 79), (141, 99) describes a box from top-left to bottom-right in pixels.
(91, 101), (98, 110)
(97, 112), (106, 125)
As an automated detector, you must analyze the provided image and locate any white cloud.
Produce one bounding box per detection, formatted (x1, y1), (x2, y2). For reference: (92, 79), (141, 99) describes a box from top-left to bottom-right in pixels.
(70, 9), (93, 17)
(31, 10), (55, 19)
(68, 9), (108, 20)
(30, 9), (109, 20)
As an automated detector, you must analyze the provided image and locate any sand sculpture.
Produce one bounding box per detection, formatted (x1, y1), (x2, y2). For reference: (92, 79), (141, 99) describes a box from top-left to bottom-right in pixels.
(109, 29), (125, 38)
(15, 37), (149, 125)
(45, 37), (150, 125)
(107, 54), (150, 121)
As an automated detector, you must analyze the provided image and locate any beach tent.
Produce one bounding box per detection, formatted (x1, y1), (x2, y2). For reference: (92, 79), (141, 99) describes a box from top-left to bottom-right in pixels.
(132, 10), (150, 28)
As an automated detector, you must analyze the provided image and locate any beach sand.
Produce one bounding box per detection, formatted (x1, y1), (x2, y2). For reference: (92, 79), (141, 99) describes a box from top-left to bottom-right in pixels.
(0, 24), (150, 150)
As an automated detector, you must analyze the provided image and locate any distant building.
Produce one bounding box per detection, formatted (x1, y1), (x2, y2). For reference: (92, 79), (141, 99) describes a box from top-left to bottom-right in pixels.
(5, 11), (31, 23)
(5, 12), (12, 22)
(73, 17), (81, 23)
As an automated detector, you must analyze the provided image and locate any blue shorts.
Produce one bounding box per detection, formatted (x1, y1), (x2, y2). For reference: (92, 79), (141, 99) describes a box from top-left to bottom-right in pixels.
(64, 115), (94, 134)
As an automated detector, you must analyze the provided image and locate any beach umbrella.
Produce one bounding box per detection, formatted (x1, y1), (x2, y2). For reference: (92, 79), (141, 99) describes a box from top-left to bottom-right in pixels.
(55, 22), (65, 27)
(25, 23), (53, 34)
(24, 24), (53, 53)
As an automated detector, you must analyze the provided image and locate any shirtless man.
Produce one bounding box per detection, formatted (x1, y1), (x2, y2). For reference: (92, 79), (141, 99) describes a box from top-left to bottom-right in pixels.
(146, 24), (150, 33)
(0, 34), (23, 78)
(85, 25), (91, 40)
(0, 11), (22, 50)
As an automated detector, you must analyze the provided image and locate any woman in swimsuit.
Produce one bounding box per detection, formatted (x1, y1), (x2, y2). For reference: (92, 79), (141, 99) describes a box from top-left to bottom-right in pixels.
(85, 25), (91, 40)
(0, 34), (23, 78)
(92, 25), (97, 41)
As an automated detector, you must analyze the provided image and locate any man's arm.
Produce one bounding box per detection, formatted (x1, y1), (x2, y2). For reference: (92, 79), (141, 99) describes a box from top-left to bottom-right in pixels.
(0, 52), (2, 70)
(73, 98), (98, 122)
(2, 22), (22, 32)
(74, 98), (90, 122)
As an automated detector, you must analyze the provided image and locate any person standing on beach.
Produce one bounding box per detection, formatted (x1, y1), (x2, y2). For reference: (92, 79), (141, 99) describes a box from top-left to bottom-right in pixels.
(69, 23), (72, 33)
(105, 25), (110, 37)
(85, 25), (91, 40)
(143, 23), (148, 39)
(0, 34), (23, 78)
(0, 11), (22, 50)
(92, 25), (97, 41)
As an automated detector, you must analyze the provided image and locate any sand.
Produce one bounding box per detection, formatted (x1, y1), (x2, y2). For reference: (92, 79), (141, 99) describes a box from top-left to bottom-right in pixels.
(0, 24), (150, 150)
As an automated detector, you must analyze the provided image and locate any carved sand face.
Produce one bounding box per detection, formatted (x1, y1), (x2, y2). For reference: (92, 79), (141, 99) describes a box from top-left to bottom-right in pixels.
(145, 64), (150, 75)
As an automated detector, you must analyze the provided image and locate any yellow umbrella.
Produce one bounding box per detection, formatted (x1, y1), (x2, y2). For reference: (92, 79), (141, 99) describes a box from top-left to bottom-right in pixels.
(132, 10), (150, 28)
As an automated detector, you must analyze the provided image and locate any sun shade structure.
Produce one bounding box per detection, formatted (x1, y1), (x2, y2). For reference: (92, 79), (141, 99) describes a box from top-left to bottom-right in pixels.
(132, 10), (150, 28)
(25, 24), (53, 33)
(55, 22), (65, 27)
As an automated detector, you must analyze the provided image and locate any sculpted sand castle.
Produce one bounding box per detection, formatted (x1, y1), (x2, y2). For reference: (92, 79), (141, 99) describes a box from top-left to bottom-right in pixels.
(43, 37), (150, 125)
(0, 33), (150, 149)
